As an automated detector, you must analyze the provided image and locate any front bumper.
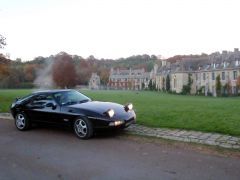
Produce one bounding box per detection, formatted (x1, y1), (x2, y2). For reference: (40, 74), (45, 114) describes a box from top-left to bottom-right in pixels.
(108, 117), (136, 128)
(89, 110), (136, 129)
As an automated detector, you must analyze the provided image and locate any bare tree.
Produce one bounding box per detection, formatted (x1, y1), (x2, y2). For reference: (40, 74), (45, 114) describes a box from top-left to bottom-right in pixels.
(0, 34), (6, 49)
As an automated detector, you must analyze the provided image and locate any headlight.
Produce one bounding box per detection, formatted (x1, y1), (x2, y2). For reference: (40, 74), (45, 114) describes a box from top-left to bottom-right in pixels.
(11, 103), (16, 108)
(106, 109), (115, 118)
(109, 120), (124, 126)
(124, 103), (133, 111)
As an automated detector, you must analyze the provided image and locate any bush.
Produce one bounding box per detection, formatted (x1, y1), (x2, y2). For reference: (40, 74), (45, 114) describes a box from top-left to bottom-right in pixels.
(169, 90), (177, 94)
(181, 85), (191, 95)
(196, 86), (205, 96)
(181, 74), (193, 95)
(0, 82), (34, 89)
(20, 82), (34, 89)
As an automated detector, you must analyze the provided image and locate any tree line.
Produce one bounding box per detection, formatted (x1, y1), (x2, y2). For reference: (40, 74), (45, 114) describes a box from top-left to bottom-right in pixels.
(0, 48), (158, 89)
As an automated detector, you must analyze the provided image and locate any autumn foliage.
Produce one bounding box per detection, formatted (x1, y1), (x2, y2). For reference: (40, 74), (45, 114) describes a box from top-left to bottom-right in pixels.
(52, 53), (77, 88)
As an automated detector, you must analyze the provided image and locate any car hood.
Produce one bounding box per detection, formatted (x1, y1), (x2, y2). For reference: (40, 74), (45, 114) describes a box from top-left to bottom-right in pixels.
(69, 101), (127, 115)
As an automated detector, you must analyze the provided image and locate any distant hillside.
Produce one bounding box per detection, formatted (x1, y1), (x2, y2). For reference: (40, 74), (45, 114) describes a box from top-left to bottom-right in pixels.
(166, 54), (208, 63)
(27, 53), (158, 70)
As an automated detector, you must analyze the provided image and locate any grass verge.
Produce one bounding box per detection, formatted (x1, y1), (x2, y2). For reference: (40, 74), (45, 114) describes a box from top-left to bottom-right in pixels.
(1, 89), (240, 136)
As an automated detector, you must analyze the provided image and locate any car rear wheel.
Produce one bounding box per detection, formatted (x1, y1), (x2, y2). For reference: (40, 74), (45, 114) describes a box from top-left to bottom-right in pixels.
(15, 112), (31, 131)
(74, 118), (93, 139)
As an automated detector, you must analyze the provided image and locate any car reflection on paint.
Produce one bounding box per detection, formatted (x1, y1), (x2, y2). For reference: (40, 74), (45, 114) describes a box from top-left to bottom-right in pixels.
(10, 89), (136, 139)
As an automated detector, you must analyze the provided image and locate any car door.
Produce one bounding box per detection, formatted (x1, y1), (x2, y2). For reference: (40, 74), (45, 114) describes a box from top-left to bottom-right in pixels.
(25, 93), (60, 123)
(53, 92), (79, 124)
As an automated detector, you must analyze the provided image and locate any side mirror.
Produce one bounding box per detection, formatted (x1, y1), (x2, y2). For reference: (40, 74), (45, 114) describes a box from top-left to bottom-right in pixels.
(46, 102), (57, 110)
(15, 97), (20, 102)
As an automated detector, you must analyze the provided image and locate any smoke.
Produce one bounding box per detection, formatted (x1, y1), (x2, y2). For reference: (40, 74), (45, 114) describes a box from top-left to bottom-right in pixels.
(33, 57), (55, 89)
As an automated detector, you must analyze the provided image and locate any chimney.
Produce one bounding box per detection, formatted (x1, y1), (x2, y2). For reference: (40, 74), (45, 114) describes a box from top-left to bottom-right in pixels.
(222, 50), (227, 54)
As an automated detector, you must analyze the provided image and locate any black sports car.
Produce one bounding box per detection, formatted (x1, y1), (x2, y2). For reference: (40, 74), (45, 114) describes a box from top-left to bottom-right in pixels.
(10, 89), (136, 139)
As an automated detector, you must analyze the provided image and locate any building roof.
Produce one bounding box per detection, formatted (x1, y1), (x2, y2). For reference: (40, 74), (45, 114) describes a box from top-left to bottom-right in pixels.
(157, 48), (240, 74)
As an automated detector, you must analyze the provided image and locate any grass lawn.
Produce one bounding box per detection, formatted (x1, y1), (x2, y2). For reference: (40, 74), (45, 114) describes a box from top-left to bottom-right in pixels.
(0, 89), (240, 136)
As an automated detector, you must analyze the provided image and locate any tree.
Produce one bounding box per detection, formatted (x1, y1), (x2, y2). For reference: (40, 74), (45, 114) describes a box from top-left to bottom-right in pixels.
(97, 67), (109, 85)
(0, 64), (10, 88)
(0, 34), (6, 49)
(15, 58), (22, 63)
(148, 79), (153, 90)
(225, 80), (232, 96)
(181, 74), (193, 95)
(152, 81), (156, 91)
(216, 74), (222, 97)
(162, 77), (165, 91)
(166, 74), (170, 92)
(128, 80), (133, 90)
(87, 55), (95, 61)
(24, 64), (36, 82)
(52, 53), (77, 88)
(141, 82), (145, 90)
(76, 59), (92, 85)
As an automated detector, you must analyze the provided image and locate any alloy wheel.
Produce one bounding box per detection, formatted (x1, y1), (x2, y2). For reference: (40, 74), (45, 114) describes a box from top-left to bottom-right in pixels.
(16, 114), (25, 130)
(74, 119), (88, 137)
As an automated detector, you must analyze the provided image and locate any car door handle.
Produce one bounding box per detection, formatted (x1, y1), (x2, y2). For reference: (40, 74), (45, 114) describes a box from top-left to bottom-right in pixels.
(31, 105), (44, 109)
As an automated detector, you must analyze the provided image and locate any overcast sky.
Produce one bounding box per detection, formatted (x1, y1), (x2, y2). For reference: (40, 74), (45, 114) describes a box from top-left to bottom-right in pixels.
(0, 0), (240, 60)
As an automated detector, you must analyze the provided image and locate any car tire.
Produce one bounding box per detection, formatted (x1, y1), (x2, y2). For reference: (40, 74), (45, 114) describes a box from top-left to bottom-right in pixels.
(74, 117), (93, 139)
(14, 112), (31, 131)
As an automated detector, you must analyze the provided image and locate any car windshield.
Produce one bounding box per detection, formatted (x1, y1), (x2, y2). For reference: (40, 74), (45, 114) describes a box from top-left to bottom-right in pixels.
(53, 90), (91, 105)
(17, 94), (33, 103)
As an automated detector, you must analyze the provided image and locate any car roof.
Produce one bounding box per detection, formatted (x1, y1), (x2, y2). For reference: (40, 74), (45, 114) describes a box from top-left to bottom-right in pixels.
(32, 89), (75, 95)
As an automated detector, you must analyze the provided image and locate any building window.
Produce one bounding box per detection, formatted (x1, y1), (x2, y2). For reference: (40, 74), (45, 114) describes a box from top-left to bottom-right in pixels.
(196, 74), (198, 80)
(222, 72), (225, 80)
(174, 78), (177, 88)
(203, 73), (206, 80)
(235, 60), (239, 66)
(233, 71), (237, 80)
(213, 63), (216, 69)
(212, 72), (215, 80)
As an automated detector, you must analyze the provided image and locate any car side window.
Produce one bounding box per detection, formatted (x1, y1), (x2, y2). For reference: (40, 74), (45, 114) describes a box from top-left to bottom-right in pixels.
(53, 92), (72, 105)
(53, 93), (63, 104)
(29, 94), (55, 108)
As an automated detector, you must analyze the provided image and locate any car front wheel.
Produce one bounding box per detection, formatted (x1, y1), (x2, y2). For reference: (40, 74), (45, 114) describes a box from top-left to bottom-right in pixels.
(15, 112), (31, 131)
(74, 118), (93, 139)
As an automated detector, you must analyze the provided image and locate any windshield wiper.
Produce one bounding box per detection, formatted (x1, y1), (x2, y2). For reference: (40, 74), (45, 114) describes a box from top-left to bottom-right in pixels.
(79, 99), (90, 104)
(62, 101), (78, 106)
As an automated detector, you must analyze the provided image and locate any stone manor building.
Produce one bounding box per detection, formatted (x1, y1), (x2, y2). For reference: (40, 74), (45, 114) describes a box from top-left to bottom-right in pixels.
(155, 48), (240, 96)
(108, 67), (157, 90)
(89, 73), (100, 90)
